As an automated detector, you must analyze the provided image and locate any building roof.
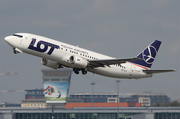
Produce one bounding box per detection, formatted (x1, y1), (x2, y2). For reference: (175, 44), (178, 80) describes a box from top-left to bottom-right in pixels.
(70, 92), (169, 98)
(71, 92), (122, 95)
(126, 93), (169, 96)
(0, 107), (180, 113)
(71, 92), (169, 96)
(22, 99), (46, 103)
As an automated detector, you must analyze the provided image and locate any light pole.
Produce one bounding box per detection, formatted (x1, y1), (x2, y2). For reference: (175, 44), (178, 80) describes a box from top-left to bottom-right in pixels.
(116, 80), (120, 119)
(90, 82), (95, 107)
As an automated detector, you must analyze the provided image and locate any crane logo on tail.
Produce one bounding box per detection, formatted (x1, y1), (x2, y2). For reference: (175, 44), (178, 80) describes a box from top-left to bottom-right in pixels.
(142, 46), (157, 64)
(129, 40), (161, 69)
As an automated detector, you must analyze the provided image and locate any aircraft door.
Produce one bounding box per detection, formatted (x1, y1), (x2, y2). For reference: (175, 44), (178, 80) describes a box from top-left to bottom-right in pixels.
(129, 66), (133, 77)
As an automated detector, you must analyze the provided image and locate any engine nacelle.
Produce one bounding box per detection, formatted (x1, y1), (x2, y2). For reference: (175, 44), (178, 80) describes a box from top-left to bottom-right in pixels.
(62, 55), (88, 69)
(69, 55), (88, 68)
(41, 58), (62, 69)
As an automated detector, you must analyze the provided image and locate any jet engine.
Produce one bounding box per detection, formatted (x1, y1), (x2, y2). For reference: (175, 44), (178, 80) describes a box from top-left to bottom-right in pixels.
(69, 55), (88, 68)
(41, 58), (62, 69)
(62, 55), (88, 69)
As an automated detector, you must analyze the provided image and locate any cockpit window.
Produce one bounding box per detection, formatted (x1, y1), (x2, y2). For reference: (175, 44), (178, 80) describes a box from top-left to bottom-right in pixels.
(13, 34), (23, 38)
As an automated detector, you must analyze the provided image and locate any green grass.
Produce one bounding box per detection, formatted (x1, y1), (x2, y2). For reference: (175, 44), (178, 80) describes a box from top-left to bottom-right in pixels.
(45, 97), (66, 101)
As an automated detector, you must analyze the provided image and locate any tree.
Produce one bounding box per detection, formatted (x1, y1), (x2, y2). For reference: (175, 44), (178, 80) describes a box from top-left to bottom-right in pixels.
(169, 101), (180, 107)
(153, 101), (180, 107)
(154, 101), (161, 107)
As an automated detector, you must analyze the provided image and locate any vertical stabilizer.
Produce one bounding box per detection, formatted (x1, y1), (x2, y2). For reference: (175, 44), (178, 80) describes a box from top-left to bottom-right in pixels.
(129, 40), (161, 69)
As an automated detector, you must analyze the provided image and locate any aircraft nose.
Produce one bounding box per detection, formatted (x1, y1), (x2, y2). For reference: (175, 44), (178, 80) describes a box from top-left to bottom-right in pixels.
(4, 36), (11, 43)
(4, 36), (15, 47)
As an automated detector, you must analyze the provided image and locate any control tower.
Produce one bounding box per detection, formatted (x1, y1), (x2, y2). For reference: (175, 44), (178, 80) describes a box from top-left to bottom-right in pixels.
(41, 68), (72, 108)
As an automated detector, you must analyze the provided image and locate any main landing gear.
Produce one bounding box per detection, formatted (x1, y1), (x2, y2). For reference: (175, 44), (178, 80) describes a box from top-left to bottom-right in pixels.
(73, 68), (87, 75)
(73, 68), (79, 74)
(82, 69), (87, 75)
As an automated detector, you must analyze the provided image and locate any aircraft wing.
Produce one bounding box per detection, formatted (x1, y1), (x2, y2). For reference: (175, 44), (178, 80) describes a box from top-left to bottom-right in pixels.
(89, 57), (140, 68)
(143, 70), (175, 74)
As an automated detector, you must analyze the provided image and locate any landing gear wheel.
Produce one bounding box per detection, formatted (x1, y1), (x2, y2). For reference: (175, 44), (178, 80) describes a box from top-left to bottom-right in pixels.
(82, 70), (87, 75)
(73, 68), (79, 74)
(13, 49), (18, 54)
(75, 71), (79, 74)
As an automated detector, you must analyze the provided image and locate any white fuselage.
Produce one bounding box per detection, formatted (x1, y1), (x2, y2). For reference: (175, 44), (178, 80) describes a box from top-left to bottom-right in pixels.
(5, 33), (152, 79)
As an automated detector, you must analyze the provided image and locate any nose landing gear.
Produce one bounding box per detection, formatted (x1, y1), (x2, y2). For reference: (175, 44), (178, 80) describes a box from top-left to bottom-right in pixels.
(13, 48), (22, 54)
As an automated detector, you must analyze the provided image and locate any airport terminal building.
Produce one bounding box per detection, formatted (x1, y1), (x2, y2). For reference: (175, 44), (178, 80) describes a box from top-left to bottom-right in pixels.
(0, 107), (180, 119)
(1, 69), (178, 119)
(20, 89), (171, 107)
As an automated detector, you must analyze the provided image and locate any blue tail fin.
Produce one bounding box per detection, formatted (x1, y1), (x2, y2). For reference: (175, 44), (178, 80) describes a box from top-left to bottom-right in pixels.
(129, 40), (161, 69)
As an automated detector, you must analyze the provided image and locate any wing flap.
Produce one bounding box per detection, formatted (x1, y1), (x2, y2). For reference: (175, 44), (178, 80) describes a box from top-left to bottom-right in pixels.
(89, 57), (140, 68)
(143, 70), (175, 74)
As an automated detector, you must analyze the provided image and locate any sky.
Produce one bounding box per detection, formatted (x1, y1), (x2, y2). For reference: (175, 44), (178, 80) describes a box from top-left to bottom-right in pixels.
(0, 0), (179, 103)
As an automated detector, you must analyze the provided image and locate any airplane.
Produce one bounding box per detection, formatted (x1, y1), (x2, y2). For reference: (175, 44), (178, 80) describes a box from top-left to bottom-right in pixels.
(0, 72), (18, 76)
(4, 33), (175, 79)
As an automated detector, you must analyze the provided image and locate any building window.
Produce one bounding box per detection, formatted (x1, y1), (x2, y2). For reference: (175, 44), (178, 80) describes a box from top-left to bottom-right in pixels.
(109, 99), (115, 101)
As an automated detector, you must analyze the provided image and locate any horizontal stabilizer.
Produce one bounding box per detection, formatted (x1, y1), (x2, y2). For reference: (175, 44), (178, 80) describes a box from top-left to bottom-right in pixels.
(143, 70), (175, 74)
